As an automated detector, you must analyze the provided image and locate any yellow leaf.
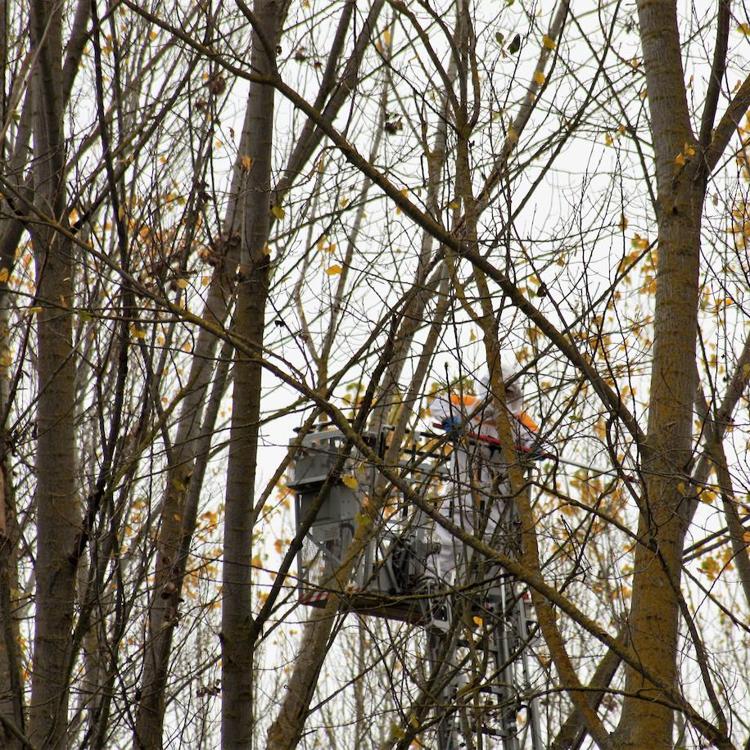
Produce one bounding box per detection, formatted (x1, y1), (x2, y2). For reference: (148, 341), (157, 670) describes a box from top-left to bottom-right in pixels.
(251, 555), (262, 568)
(149, 30), (158, 41)
(325, 264), (342, 276)
(631, 233), (649, 250)
(0, 268), (8, 283)
(395, 188), (408, 215)
(604, 133), (613, 146)
(382, 29), (392, 46)
(642, 276), (657, 294)
(171, 476), (186, 491)
(130, 323), (146, 339)
(742, 363), (750, 378)
(240, 154), (254, 171)
(542, 34), (556, 50)
(201, 510), (218, 526)
(390, 724), (406, 740)
(533, 70), (546, 86)
(27, 306), (43, 315)
(700, 556), (720, 579)
(271, 205), (285, 220)
(618, 213), (628, 231)
(738, 23), (750, 35)
(700, 489), (716, 504)
(341, 474), (359, 489)
(175, 278), (188, 289)
(507, 127), (519, 144)
(674, 152), (686, 166)
(472, 615), (483, 627)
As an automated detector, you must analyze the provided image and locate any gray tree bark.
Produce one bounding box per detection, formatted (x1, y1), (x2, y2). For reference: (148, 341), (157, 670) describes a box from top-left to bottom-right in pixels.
(27, 0), (79, 746)
(0, 455), (24, 748)
(221, 2), (279, 747)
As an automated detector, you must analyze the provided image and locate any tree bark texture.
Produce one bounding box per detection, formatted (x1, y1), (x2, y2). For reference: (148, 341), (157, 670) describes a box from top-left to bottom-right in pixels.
(616, 2), (703, 747)
(0, 457), (24, 750)
(134, 110), (245, 750)
(221, 1), (278, 747)
(27, 0), (79, 747)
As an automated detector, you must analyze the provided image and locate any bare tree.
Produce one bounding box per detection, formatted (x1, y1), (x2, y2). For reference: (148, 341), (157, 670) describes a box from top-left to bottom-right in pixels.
(2, 0), (750, 748)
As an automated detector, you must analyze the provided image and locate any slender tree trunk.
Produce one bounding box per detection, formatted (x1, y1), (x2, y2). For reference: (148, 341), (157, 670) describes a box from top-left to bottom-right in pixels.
(134, 151), (242, 750)
(0, 40), (33, 743)
(0, 447), (24, 748)
(550, 634), (626, 750)
(0, 8), (24, 716)
(221, 2), (278, 747)
(27, 1), (78, 746)
(615, 3), (703, 747)
(136, 2), (382, 742)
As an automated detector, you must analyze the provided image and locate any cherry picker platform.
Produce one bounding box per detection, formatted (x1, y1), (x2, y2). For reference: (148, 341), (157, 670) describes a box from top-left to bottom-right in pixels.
(289, 422), (543, 749)
(287, 423), (442, 622)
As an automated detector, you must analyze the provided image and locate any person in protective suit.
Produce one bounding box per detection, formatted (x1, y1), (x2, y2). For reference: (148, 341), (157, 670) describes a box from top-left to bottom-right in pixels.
(428, 361), (540, 585)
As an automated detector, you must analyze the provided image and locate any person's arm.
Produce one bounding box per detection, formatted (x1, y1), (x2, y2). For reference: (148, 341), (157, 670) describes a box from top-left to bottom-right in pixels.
(430, 392), (478, 434)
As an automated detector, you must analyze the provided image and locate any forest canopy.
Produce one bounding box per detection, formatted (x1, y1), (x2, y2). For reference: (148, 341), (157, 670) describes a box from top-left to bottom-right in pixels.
(1, 0), (750, 748)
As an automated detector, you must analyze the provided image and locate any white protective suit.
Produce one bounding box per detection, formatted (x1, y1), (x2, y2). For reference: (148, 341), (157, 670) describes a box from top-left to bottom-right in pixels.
(428, 368), (538, 584)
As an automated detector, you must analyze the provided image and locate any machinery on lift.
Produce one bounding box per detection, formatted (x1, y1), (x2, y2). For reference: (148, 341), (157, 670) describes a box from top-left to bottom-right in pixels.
(288, 423), (543, 749)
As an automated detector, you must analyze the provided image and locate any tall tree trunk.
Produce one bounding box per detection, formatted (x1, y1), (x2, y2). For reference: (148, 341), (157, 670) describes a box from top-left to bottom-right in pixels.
(221, 2), (278, 747)
(27, 0), (78, 746)
(0, 445), (24, 748)
(615, 3), (703, 747)
(134, 132), (243, 750)
(135, 2), (383, 742)
(0, 6), (24, 718)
